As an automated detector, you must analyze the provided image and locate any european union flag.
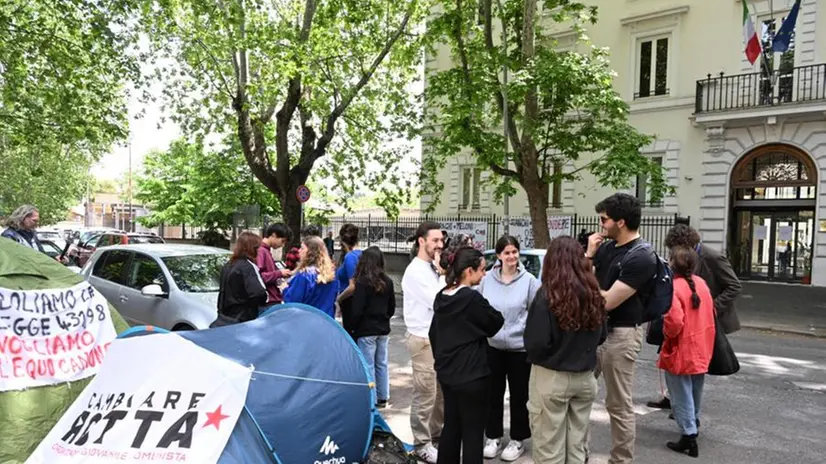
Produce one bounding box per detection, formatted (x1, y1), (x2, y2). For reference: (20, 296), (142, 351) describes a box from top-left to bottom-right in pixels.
(772, 0), (801, 53)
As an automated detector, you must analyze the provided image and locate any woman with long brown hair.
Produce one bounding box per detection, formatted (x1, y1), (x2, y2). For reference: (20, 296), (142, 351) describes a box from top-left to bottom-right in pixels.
(213, 232), (268, 327)
(283, 235), (339, 317)
(523, 236), (608, 463)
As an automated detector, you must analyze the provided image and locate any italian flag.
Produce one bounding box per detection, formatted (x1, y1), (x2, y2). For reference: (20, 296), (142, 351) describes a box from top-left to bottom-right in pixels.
(742, 0), (762, 64)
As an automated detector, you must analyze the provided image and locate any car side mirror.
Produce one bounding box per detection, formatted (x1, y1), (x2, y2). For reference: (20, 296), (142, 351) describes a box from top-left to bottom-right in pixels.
(141, 284), (167, 298)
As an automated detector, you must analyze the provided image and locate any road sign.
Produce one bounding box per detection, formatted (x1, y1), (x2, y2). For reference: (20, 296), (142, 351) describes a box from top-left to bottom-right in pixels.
(296, 185), (312, 203)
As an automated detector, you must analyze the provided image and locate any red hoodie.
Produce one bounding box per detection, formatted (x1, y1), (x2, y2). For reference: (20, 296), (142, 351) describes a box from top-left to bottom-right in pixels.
(256, 243), (285, 304)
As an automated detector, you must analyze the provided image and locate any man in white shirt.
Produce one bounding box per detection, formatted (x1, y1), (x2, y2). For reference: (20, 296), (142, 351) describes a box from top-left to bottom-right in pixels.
(402, 221), (445, 464)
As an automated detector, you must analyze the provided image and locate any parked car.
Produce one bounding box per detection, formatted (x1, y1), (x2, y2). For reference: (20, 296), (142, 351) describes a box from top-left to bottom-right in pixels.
(36, 228), (65, 245)
(71, 232), (129, 267)
(80, 244), (230, 330)
(127, 233), (165, 244)
(483, 248), (546, 278)
(40, 239), (67, 260)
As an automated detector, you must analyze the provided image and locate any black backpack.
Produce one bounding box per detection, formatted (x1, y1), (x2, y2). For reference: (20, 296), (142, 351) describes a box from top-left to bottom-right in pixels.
(619, 241), (673, 324)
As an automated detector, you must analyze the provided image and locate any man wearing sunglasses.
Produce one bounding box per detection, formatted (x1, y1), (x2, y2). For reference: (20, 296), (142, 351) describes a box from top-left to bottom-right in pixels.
(583, 193), (657, 464)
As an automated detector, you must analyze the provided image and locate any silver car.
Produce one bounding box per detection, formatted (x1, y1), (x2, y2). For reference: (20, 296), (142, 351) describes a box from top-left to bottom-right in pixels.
(80, 244), (230, 330)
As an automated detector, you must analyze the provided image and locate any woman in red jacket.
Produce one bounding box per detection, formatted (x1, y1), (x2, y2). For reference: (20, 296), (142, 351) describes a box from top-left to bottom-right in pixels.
(658, 246), (715, 458)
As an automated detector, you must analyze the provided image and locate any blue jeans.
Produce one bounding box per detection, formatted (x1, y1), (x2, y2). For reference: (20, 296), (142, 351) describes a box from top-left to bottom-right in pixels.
(664, 372), (704, 436)
(358, 335), (390, 402)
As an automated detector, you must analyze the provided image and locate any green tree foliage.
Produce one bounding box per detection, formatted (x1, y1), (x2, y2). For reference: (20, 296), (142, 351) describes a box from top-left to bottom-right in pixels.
(138, 0), (427, 244)
(0, 0), (140, 223)
(135, 139), (280, 231)
(424, 0), (670, 247)
(0, 145), (92, 224)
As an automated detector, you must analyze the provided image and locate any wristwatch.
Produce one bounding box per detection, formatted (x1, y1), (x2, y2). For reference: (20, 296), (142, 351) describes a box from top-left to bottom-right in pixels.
(584, 252), (594, 260)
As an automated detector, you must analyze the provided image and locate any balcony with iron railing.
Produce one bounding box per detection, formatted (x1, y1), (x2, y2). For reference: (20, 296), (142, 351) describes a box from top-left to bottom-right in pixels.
(694, 63), (826, 116)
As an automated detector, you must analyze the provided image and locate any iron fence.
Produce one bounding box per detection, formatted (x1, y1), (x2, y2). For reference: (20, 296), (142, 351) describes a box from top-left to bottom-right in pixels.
(322, 213), (686, 257)
(160, 212), (686, 257)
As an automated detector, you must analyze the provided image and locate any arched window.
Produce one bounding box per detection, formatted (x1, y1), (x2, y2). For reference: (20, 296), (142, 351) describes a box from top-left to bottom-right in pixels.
(732, 144), (817, 201)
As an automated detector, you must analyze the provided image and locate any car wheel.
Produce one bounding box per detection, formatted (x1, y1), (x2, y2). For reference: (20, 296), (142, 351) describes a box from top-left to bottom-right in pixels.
(172, 323), (195, 331)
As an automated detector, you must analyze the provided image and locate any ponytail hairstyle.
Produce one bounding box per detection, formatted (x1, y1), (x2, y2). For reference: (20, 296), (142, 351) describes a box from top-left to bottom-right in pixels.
(441, 247), (483, 287)
(669, 246), (701, 309)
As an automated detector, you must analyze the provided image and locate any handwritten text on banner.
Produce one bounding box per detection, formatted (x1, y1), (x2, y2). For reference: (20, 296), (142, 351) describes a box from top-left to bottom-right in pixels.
(0, 282), (117, 391)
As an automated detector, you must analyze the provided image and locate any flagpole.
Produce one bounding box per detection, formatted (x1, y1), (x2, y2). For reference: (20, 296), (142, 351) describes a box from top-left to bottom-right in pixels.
(749, 0), (774, 104)
(768, 0), (777, 93)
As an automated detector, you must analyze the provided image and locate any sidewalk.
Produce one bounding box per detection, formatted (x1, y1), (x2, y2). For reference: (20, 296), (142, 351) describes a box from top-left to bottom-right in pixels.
(737, 282), (826, 337)
(390, 273), (826, 338)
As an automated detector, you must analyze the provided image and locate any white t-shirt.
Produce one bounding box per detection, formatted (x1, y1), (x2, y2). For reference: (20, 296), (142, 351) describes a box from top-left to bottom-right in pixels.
(402, 257), (443, 338)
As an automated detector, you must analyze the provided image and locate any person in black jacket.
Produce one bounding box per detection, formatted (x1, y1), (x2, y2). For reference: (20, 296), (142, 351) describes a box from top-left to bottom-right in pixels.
(348, 246), (396, 408)
(429, 246), (505, 464)
(524, 236), (608, 464)
(212, 232), (268, 327)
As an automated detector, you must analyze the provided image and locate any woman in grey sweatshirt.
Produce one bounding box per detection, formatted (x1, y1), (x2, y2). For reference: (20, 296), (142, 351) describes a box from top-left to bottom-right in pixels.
(477, 235), (540, 461)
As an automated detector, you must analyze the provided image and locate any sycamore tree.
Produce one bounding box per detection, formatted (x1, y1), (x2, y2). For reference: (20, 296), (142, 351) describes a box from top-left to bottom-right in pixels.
(138, 0), (427, 244)
(424, 0), (669, 248)
(135, 138), (280, 231)
(0, 0), (139, 221)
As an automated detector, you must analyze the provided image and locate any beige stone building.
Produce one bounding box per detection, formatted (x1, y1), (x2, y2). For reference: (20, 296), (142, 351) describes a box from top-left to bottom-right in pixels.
(423, 0), (826, 285)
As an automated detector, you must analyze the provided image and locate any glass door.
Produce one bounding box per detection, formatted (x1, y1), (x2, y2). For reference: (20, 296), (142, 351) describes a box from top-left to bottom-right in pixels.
(733, 210), (814, 282)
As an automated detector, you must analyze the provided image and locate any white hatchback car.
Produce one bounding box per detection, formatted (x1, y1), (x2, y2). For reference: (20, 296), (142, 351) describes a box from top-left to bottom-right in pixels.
(80, 244), (230, 330)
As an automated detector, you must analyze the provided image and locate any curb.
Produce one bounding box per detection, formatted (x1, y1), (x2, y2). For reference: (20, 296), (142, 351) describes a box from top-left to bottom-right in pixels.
(740, 323), (826, 339)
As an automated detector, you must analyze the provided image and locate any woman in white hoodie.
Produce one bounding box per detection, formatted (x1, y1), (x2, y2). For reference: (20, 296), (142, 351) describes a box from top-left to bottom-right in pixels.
(478, 235), (540, 461)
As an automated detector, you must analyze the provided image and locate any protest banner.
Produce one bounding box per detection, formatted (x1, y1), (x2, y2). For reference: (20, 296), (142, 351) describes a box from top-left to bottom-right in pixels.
(0, 282), (118, 391)
(27, 334), (252, 464)
(501, 216), (573, 248)
(548, 215), (573, 239)
(501, 217), (535, 248)
(441, 221), (488, 251)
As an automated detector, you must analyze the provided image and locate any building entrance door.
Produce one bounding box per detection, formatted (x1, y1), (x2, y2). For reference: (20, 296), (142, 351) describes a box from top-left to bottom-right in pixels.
(728, 144), (817, 284)
(732, 210), (814, 282)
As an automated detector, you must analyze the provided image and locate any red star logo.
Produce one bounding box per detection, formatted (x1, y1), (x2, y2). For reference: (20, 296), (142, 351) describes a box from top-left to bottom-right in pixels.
(202, 405), (230, 430)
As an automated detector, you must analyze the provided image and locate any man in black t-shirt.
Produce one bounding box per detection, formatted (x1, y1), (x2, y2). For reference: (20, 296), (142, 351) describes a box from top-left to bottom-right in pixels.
(584, 193), (657, 464)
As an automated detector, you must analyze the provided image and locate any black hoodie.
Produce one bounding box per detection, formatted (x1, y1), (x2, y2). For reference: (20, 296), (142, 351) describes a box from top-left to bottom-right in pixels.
(429, 286), (505, 386)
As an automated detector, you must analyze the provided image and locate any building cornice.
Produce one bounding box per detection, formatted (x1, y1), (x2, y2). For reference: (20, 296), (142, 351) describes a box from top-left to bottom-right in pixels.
(620, 5), (690, 26)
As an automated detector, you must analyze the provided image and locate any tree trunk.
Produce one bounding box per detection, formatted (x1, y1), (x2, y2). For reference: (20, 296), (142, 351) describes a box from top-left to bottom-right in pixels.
(282, 189), (303, 249)
(524, 179), (550, 249)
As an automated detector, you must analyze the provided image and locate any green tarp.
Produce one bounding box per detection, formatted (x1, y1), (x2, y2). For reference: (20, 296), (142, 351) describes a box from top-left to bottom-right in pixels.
(0, 238), (130, 463)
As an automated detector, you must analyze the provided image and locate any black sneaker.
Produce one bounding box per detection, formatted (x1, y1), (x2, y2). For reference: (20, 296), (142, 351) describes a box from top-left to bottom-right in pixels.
(376, 400), (388, 409)
(647, 397), (671, 409)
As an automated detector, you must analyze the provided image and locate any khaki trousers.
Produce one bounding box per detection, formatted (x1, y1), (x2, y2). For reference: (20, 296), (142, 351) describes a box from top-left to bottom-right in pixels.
(405, 332), (444, 447)
(527, 365), (598, 464)
(585, 326), (644, 464)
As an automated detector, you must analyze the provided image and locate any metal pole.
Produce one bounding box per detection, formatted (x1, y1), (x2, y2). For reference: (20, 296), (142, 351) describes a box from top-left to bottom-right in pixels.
(128, 140), (133, 232)
(497, 0), (510, 235)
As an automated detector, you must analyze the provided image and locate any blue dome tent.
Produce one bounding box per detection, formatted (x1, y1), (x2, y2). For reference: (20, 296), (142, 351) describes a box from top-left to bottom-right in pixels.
(120, 303), (396, 463)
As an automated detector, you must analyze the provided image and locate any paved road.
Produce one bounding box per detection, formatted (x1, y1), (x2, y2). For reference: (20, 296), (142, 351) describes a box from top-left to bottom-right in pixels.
(380, 317), (826, 464)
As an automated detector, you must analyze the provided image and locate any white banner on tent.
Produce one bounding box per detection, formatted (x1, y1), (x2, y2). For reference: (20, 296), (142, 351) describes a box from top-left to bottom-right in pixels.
(27, 334), (252, 464)
(0, 282), (117, 392)
(501, 216), (573, 249)
(442, 221), (488, 251)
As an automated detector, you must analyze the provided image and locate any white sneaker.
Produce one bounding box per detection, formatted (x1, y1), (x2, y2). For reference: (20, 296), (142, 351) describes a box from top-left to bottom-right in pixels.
(415, 444), (438, 464)
(500, 440), (525, 462)
(483, 438), (501, 459)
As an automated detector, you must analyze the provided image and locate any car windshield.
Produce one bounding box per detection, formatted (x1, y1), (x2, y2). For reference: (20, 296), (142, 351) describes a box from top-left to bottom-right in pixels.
(161, 253), (229, 293)
(129, 236), (164, 244)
